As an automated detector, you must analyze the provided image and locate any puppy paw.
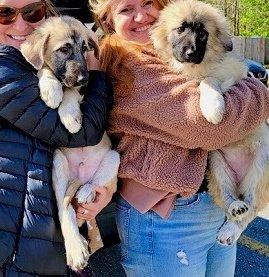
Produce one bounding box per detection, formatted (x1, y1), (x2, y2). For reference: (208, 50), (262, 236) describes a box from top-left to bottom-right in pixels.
(228, 200), (249, 221)
(200, 97), (225, 124)
(217, 221), (242, 245)
(76, 184), (96, 204)
(199, 84), (225, 124)
(65, 235), (90, 271)
(39, 77), (63, 109)
(62, 114), (82, 134)
(58, 106), (82, 133)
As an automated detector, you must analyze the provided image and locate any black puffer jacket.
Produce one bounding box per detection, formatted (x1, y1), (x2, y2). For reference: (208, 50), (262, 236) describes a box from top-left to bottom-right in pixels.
(0, 45), (111, 276)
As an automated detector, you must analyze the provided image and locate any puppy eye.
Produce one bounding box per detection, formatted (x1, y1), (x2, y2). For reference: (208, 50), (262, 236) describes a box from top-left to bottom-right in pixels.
(58, 43), (72, 54)
(82, 44), (88, 52)
(88, 44), (95, 51)
(196, 23), (203, 29)
(59, 47), (69, 54)
(199, 29), (208, 41)
(178, 26), (185, 33)
(178, 21), (188, 33)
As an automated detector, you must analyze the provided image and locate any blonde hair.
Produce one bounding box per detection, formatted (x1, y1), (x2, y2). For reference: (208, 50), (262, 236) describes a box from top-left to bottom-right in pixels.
(88, 0), (171, 33)
(44, 0), (59, 17)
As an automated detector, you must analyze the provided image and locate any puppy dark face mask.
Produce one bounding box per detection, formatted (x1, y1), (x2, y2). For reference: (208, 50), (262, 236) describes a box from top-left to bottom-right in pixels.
(170, 21), (209, 64)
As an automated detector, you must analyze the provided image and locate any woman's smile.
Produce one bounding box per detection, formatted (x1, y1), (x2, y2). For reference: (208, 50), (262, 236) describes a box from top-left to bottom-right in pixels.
(110, 0), (160, 44)
(133, 23), (152, 32)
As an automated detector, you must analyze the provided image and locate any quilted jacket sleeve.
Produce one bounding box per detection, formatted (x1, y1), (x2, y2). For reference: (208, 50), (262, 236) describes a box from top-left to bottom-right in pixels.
(0, 47), (112, 148)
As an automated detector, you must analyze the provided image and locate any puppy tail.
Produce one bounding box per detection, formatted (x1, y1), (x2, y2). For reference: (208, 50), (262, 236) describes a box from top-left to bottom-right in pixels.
(63, 179), (83, 208)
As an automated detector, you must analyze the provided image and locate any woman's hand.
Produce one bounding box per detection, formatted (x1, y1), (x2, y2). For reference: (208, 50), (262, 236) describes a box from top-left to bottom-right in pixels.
(72, 186), (113, 221)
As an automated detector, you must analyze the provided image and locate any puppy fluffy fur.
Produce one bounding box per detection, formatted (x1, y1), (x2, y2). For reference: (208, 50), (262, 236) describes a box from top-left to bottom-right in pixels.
(151, 0), (269, 245)
(21, 16), (120, 271)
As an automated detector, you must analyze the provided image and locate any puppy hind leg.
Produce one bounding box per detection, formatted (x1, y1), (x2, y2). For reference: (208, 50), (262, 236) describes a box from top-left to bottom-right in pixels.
(208, 151), (238, 211)
(87, 219), (104, 254)
(90, 149), (120, 191)
(217, 145), (268, 245)
(76, 150), (120, 204)
(64, 179), (84, 209)
(64, 179), (86, 228)
(239, 144), (269, 214)
(53, 150), (89, 271)
(209, 151), (251, 220)
(217, 209), (257, 246)
(74, 150), (120, 255)
(217, 220), (242, 246)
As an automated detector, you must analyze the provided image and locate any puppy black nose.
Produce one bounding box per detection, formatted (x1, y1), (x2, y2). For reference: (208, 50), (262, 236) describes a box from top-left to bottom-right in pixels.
(77, 76), (88, 86)
(185, 46), (196, 57)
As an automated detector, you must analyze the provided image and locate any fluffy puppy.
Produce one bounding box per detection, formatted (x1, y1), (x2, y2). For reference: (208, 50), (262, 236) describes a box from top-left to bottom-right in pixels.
(151, 0), (269, 245)
(21, 16), (120, 271)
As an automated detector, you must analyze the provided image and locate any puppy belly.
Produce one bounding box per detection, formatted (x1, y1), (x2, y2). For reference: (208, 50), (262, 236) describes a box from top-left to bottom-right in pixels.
(69, 161), (98, 184)
(221, 147), (253, 184)
(63, 147), (107, 184)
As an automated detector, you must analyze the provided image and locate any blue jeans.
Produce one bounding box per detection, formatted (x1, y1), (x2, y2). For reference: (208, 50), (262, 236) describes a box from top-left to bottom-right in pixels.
(115, 192), (237, 277)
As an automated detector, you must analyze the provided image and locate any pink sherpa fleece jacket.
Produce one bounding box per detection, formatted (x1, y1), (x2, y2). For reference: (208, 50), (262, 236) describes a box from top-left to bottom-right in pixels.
(102, 37), (269, 217)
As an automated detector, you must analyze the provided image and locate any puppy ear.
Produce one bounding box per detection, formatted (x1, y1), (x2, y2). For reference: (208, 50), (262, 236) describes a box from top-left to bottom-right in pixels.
(150, 19), (167, 53)
(20, 31), (50, 70)
(224, 38), (233, 52)
(88, 37), (100, 60)
(216, 28), (233, 52)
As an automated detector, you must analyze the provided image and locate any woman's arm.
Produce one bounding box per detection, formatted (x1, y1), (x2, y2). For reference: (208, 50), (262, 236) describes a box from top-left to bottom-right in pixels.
(0, 55), (112, 148)
(109, 51), (269, 151)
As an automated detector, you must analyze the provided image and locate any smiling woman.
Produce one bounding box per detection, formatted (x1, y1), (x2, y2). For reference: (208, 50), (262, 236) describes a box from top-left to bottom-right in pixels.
(88, 0), (269, 276)
(90, 0), (169, 43)
(0, 0), (57, 48)
(107, 0), (160, 44)
(0, 0), (112, 276)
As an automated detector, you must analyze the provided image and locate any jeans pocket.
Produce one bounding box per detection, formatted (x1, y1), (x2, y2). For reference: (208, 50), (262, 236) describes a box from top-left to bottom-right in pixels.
(174, 193), (201, 208)
(115, 197), (131, 260)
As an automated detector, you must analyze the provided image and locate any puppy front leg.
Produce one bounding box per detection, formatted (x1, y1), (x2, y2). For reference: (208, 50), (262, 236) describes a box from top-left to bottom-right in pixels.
(76, 149), (120, 204)
(38, 68), (63, 108)
(58, 88), (83, 134)
(53, 149), (90, 271)
(199, 77), (225, 124)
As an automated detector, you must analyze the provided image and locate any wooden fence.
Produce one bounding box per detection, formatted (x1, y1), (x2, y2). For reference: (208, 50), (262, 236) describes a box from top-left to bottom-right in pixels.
(232, 37), (269, 64)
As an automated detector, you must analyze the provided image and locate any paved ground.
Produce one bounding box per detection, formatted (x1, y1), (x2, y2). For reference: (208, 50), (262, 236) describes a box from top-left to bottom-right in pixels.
(236, 216), (269, 277)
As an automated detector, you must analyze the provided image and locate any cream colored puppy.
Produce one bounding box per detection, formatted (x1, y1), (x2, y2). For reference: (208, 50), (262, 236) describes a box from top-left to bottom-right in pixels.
(21, 16), (120, 271)
(151, 0), (269, 245)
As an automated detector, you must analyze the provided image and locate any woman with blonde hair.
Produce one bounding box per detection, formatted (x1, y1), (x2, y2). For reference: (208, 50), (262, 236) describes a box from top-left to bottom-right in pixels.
(0, 0), (112, 275)
(85, 0), (269, 276)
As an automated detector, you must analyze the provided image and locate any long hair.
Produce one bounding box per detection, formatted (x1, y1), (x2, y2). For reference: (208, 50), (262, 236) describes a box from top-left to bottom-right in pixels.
(89, 0), (171, 79)
(44, 0), (59, 17)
